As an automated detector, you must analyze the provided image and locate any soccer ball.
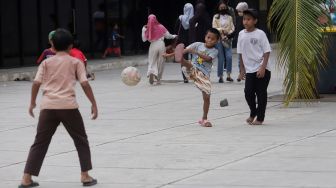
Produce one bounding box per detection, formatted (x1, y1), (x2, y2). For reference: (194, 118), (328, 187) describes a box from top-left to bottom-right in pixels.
(121, 66), (141, 86)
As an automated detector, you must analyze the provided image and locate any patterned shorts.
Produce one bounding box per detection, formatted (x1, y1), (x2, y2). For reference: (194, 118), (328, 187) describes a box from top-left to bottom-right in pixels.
(187, 67), (211, 95)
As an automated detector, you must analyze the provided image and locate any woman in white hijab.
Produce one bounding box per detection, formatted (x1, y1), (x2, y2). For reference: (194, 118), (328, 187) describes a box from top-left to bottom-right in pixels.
(174, 3), (194, 83)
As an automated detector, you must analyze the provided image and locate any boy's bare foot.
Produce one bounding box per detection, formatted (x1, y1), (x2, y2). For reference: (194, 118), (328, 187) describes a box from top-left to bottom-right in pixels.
(174, 43), (185, 63)
(252, 120), (263, 125)
(246, 117), (255, 125)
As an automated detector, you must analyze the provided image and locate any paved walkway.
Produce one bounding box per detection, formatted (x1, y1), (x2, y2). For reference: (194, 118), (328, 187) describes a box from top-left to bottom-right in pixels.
(1, 50), (336, 188)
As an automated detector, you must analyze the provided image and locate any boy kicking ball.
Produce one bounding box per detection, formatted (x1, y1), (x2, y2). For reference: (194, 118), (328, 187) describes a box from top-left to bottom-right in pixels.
(165, 28), (220, 127)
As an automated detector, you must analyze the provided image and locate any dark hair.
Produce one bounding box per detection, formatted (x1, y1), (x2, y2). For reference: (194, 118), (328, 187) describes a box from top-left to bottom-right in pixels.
(206, 28), (220, 39)
(243, 9), (258, 19)
(52, 28), (73, 51)
(215, 0), (228, 19)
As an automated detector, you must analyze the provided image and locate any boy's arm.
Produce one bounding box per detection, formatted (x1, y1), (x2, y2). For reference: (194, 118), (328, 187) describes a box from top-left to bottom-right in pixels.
(36, 51), (46, 64)
(239, 54), (246, 76)
(257, 52), (270, 78)
(29, 81), (41, 118)
(162, 52), (174, 58)
(81, 81), (98, 120)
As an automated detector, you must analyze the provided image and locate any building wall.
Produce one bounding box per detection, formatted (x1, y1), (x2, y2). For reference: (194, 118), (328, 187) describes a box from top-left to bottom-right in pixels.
(0, 0), (273, 68)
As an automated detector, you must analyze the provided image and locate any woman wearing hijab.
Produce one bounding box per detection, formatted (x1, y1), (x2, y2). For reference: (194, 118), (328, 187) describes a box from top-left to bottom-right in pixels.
(142, 14), (177, 85)
(175, 3), (194, 83)
(189, 2), (212, 44)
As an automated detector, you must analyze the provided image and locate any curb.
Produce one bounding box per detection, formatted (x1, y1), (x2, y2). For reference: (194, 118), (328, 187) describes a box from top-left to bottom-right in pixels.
(0, 56), (148, 82)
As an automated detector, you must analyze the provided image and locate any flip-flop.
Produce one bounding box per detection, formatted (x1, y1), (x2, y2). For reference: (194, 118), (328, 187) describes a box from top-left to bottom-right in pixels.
(198, 119), (212, 127)
(174, 43), (185, 63)
(18, 181), (39, 188)
(82, 178), (97, 187)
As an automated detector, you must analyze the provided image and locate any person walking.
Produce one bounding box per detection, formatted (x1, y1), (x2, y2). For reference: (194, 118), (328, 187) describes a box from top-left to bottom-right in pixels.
(142, 14), (177, 85)
(175, 3), (194, 83)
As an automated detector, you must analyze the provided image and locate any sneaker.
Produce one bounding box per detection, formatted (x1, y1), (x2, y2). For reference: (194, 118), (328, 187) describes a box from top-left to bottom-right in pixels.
(226, 77), (234, 82)
(218, 77), (224, 83)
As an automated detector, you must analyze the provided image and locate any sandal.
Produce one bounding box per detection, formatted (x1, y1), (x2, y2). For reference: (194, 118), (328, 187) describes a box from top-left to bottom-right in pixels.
(18, 181), (39, 188)
(198, 119), (213, 127)
(174, 43), (185, 63)
(82, 178), (97, 187)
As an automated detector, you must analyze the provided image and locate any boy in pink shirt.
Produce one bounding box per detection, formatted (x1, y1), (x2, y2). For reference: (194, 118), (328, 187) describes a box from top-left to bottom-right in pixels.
(19, 29), (98, 187)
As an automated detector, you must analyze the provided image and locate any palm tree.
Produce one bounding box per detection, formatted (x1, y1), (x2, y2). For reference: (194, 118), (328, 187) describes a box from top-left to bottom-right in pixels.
(268, 0), (331, 106)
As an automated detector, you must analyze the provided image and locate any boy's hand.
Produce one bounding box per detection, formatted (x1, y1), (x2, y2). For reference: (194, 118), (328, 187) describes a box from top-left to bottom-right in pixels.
(239, 72), (246, 81)
(29, 103), (36, 118)
(257, 67), (266, 78)
(91, 104), (98, 120)
(162, 53), (173, 58)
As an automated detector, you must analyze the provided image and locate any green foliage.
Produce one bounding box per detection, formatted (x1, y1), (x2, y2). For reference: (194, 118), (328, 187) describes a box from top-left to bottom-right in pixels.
(268, 0), (330, 105)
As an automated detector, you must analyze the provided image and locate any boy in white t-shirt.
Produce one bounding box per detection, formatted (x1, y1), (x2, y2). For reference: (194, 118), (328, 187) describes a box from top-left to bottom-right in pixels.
(237, 9), (271, 125)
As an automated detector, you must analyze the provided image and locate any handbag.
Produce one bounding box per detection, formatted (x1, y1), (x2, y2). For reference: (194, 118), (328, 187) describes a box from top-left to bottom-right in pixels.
(221, 37), (232, 48)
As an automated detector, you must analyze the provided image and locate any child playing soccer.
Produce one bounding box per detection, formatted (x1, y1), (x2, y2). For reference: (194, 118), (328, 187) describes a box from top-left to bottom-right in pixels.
(70, 40), (95, 80)
(237, 9), (271, 125)
(18, 28), (98, 187)
(171, 28), (220, 127)
(36, 30), (56, 64)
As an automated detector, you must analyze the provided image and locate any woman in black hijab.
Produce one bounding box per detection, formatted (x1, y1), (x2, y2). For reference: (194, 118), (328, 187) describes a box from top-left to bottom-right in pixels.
(189, 3), (212, 43)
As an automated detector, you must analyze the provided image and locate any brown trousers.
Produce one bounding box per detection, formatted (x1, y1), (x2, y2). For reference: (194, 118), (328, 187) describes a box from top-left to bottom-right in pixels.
(24, 109), (92, 176)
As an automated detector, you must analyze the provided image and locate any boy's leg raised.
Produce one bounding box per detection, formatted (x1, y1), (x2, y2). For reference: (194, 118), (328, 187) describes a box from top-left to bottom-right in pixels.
(174, 44), (193, 70)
